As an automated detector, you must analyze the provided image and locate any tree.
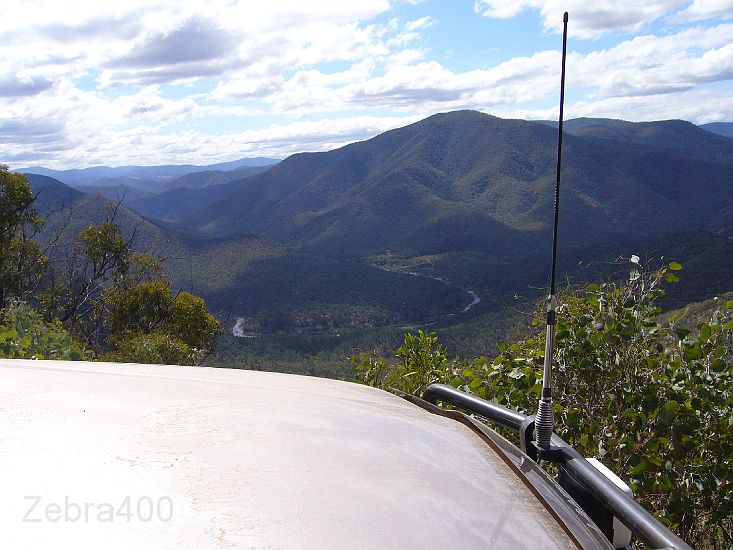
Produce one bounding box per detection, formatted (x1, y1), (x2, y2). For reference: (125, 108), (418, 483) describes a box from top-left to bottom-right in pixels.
(39, 213), (221, 364)
(0, 166), (47, 308)
(105, 280), (221, 365)
(351, 329), (450, 394)
(0, 165), (221, 366)
(39, 220), (138, 345)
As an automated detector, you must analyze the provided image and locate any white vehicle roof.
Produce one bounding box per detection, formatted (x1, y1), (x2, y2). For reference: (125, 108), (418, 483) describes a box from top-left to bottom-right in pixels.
(1, 360), (583, 549)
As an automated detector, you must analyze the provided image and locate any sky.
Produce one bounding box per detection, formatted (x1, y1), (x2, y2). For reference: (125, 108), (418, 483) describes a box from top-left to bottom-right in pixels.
(2, 0), (733, 169)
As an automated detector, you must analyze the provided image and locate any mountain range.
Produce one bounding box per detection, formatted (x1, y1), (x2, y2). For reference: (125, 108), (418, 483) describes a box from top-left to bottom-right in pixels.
(20, 111), (733, 343)
(700, 122), (733, 139)
(19, 157), (278, 187)
(182, 112), (732, 255)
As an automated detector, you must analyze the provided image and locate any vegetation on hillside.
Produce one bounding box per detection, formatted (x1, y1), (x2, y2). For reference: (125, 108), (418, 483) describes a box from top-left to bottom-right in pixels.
(184, 111), (733, 260)
(0, 166), (220, 364)
(353, 262), (732, 549)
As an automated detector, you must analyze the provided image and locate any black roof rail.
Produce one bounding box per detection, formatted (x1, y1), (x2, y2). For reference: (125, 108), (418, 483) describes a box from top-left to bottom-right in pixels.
(422, 383), (692, 550)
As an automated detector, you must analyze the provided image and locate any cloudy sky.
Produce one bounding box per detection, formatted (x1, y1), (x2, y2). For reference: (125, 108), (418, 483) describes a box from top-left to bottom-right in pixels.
(2, 0), (732, 169)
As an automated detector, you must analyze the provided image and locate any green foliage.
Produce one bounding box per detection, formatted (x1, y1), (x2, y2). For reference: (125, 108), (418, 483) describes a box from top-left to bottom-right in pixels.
(77, 221), (131, 277)
(0, 166), (47, 307)
(108, 281), (173, 334)
(106, 281), (221, 365)
(482, 265), (732, 547)
(38, 220), (139, 343)
(102, 331), (200, 365)
(0, 165), (40, 239)
(39, 214), (221, 365)
(354, 263), (732, 548)
(352, 329), (455, 395)
(167, 291), (221, 350)
(0, 301), (92, 360)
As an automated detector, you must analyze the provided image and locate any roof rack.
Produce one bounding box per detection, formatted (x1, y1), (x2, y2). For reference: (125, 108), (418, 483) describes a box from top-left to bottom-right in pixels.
(422, 383), (692, 550)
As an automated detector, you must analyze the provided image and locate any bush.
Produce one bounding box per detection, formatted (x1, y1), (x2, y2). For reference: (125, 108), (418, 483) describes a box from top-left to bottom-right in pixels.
(102, 331), (200, 365)
(0, 301), (92, 360)
(353, 262), (732, 548)
(351, 330), (451, 394)
(106, 282), (221, 365)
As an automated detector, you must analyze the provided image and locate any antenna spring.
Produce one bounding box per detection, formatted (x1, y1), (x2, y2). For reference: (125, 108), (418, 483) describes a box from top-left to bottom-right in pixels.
(535, 396), (554, 449)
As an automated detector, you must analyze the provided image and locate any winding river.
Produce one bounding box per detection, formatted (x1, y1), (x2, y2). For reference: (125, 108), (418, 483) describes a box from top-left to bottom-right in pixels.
(231, 265), (481, 337)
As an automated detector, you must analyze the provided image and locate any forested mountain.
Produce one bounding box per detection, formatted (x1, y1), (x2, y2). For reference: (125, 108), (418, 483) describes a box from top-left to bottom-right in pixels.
(556, 118), (733, 149)
(76, 183), (156, 202)
(19, 110), (733, 344)
(24, 173), (85, 210)
(26, 180), (468, 335)
(185, 111), (733, 258)
(153, 164), (273, 193)
(128, 179), (254, 223)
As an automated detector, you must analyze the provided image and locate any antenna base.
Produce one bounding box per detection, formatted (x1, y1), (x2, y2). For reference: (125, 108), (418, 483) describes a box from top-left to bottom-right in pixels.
(538, 445), (563, 462)
(521, 415), (563, 463)
(534, 397), (555, 449)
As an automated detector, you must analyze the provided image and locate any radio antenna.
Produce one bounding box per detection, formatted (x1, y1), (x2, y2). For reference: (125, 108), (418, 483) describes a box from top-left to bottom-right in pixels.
(535, 11), (568, 452)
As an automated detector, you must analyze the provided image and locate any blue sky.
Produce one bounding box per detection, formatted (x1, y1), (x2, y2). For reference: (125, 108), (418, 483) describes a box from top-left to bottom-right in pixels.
(1, 0), (732, 169)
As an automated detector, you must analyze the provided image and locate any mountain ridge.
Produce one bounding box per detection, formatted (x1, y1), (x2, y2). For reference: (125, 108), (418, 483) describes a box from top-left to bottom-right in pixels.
(17, 157), (280, 186)
(183, 111), (733, 260)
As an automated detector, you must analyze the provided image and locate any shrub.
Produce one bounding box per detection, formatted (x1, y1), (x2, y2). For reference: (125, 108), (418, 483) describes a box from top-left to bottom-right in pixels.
(102, 331), (199, 365)
(0, 301), (92, 360)
(353, 262), (732, 548)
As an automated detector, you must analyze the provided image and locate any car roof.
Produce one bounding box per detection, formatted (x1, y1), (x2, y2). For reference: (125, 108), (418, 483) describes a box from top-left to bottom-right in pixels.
(1, 360), (586, 549)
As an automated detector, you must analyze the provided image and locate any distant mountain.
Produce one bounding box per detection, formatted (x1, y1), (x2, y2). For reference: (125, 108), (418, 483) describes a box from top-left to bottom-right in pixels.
(559, 118), (733, 149)
(16, 157), (280, 186)
(152, 164), (273, 194)
(83, 175), (166, 191)
(128, 179), (244, 222)
(188, 111), (733, 261)
(62, 164), (274, 208)
(24, 173), (85, 211)
(75, 183), (156, 203)
(700, 122), (733, 139)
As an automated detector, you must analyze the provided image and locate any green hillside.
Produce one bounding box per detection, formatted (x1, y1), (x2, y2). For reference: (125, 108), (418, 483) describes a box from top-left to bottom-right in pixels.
(153, 164), (273, 193)
(128, 179), (248, 223)
(187, 111), (733, 260)
(29, 183), (467, 336)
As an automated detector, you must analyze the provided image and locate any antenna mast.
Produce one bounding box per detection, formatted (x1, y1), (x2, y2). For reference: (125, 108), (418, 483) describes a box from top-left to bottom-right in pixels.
(535, 11), (569, 452)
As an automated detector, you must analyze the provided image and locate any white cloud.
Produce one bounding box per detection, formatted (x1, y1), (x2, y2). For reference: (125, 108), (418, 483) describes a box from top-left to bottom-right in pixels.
(572, 24), (733, 97)
(473, 0), (686, 38)
(8, 114), (426, 169)
(1, 0), (732, 169)
(674, 0), (733, 22)
(0, 76), (56, 97)
(405, 16), (437, 31)
(569, 87), (733, 122)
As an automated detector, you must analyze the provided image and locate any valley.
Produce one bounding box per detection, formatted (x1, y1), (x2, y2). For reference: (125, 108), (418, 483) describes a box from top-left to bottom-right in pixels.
(18, 110), (733, 374)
